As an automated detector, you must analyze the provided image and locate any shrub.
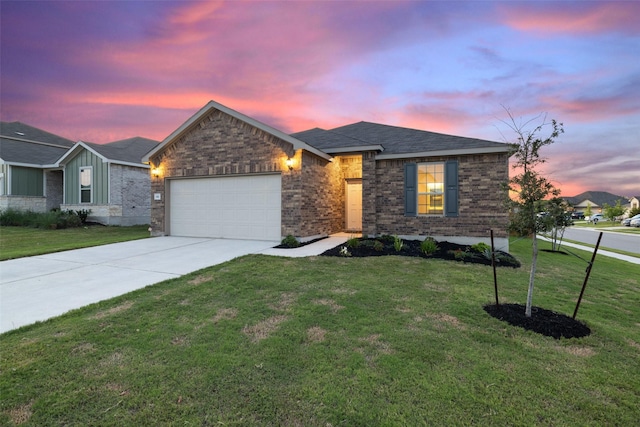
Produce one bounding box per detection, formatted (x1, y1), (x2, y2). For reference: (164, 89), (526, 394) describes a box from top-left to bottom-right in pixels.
(280, 235), (300, 248)
(75, 209), (92, 224)
(393, 235), (403, 252)
(373, 240), (384, 252)
(0, 208), (83, 229)
(471, 242), (491, 253)
(346, 236), (360, 249)
(339, 246), (351, 257)
(420, 238), (439, 256)
(379, 235), (395, 244)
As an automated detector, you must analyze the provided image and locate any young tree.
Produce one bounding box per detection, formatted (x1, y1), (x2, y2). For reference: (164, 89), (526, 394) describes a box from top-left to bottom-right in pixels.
(539, 197), (572, 251)
(603, 200), (625, 222)
(501, 109), (564, 317)
(584, 202), (592, 219)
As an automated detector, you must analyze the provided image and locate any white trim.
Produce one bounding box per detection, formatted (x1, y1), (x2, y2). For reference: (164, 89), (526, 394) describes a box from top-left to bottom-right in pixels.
(376, 146), (511, 160)
(79, 166), (93, 204)
(142, 100), (333, 163)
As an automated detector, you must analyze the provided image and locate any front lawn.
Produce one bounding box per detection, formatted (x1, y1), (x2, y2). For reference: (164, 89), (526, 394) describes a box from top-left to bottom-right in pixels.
(1, 238), (638, 425)
(0, 225), (150, 260)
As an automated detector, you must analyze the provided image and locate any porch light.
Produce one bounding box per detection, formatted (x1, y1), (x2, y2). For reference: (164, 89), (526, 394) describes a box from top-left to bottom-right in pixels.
(286, 158), (294, 171)
(151, 167), (161, 177)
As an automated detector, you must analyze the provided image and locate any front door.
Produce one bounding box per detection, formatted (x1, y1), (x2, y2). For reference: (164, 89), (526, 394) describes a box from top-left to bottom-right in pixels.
(346, 180), (362, 231)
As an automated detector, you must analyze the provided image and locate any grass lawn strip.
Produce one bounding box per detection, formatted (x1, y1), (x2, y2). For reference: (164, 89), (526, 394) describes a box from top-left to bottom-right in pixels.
(0, 225), (150, 260)
(1, 238), (638, 425)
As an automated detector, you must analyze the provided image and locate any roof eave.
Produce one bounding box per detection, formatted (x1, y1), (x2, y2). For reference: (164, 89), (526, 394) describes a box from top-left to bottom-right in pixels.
(142, 100), (332, 162)
(320, 145), (384, 155)
(375, 146), (511, 160)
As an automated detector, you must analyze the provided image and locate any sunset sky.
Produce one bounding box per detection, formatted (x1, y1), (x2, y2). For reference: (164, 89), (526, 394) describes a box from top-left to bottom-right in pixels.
(1, 0), (638, 197)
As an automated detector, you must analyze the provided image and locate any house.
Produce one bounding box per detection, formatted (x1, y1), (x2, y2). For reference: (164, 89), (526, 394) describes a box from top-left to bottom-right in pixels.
(1, 121), (158, 225)
(57, 137), (159, 225)
(143, 100), (511, 249)
(564, 191), (628, 214)
(0, 121), (74, 212)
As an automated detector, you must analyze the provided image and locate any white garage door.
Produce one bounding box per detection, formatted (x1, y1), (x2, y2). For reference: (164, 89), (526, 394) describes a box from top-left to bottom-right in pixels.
(169, 175), (281, 241)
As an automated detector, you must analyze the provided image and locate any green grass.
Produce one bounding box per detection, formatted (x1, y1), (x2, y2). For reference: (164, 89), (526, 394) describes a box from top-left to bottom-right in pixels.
(0, 225), (150, 260)
(1, 238), (639, 426)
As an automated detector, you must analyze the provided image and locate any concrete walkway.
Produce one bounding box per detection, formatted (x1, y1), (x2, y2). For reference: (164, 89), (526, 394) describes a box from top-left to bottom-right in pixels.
(0, 234), (350, 334)
(537, 235), (640, 265)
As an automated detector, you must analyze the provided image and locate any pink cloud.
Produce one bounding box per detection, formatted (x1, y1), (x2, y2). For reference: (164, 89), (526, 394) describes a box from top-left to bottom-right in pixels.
(499, 2), (640, 35)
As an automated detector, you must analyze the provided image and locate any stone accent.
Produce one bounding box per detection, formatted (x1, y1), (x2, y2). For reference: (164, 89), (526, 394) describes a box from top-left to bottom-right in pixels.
(0, 196), (46, 213)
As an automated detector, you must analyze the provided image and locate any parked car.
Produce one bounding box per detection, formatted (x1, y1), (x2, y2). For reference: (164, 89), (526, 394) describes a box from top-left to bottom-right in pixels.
(622, 214), (640, 226)
(586, 213), (604, 224)
(570, 211), (585, 220)
(631, 217), (640, 228)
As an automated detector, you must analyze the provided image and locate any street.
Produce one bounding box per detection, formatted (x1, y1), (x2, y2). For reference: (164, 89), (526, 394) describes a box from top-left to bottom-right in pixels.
(562, 227), (640, 254)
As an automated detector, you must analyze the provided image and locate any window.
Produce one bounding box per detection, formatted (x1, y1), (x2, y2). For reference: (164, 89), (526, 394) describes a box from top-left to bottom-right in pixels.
(80, 167), (92, 203)
(404, 161), (458, 217)
(417, 163), (444, 215)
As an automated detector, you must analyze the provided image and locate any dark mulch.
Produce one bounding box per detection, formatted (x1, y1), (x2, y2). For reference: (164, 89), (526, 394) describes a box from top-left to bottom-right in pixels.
(484, 303), (591, 339)
(320, 237), (521, 268)
(274, 236), (328, 249)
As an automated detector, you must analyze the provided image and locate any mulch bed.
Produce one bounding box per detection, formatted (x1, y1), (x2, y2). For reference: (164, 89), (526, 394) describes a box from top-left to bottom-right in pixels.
(484, 303), (591, 339)
(319, 237), (521, 268)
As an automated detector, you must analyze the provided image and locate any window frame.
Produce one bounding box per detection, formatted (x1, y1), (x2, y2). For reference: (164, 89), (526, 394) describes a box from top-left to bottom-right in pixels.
(417, 162), (445, 216)
(79, 166), (93, 204)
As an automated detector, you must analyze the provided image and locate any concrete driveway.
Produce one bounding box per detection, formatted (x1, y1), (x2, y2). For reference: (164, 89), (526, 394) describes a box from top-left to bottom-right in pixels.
(0, 237), (278, 334)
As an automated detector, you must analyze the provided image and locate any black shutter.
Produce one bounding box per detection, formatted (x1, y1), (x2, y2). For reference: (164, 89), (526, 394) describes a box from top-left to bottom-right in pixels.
(404, 163), (417, 216)
(445, 160), (459, 217)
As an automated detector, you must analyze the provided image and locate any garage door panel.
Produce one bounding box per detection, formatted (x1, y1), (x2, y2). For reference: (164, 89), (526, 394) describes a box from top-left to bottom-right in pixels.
(169, 175), (281, 241)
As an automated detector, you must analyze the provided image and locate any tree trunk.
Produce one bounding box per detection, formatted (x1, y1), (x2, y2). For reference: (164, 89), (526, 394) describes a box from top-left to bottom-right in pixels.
(525, 233), (538, 317)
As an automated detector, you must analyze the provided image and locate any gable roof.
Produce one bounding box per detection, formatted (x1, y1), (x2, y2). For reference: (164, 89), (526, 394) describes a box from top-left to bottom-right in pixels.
(0, 121), (74, 166)
(294, 122), (511, 159)
(564, 191), (628, 207)
(58, 137), (159, 168)
(143, 100), (331, 163)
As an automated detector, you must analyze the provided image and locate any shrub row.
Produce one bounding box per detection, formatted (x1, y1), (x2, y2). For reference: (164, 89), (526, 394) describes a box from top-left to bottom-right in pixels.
(0, 208), (91, 229)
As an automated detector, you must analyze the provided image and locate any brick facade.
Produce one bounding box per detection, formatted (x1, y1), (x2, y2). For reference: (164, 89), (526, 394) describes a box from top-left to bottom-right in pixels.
(370, 153), (510, 246)
(148, 106), (510, 248)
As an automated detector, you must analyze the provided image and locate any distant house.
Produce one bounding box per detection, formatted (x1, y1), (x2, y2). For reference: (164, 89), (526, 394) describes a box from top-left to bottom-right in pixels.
(564, 191), (628, 214)
(57, 138), (159, 225)
(1, 121), (158, 225)
(0, 122), (74, 212)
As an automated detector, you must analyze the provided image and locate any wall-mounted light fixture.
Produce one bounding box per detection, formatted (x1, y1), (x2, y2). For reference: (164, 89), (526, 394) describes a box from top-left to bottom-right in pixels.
(286, 158), (294, 171)
(151, 167), (161, 177)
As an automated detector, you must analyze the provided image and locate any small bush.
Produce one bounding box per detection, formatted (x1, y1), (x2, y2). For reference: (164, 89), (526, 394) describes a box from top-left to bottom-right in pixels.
(346, 237), (360, 249)
(379, 235), (395, 244)
(393, 235), (403, 252)
(339, 246), (352, 257)
(1, 208), (86, 229)
(280, 235), (300, 248)
(471, 242), (491, 253)
(75, 209), (91, 224)
(420, 238), (439, 256)
(373, 240), (384, 252)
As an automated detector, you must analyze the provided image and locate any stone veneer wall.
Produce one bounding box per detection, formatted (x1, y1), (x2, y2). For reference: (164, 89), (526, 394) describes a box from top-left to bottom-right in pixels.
(370, 153), (510, 243)
(149, 109), (314, 238)
(0, 196), (46, 212)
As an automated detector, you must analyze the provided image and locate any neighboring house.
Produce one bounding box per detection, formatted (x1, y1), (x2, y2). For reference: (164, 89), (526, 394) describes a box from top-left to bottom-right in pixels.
(0, 121), (74, 212)
(143, 100), (511, 249)
(564, 191), (628, 214)
(628, 196), (639, 213)
(57, 137), (159, 225)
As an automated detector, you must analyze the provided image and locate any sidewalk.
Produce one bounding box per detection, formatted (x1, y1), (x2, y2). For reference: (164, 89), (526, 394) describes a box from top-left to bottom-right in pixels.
(259, 233), (352, 257)
(538, 235), (640, 265)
